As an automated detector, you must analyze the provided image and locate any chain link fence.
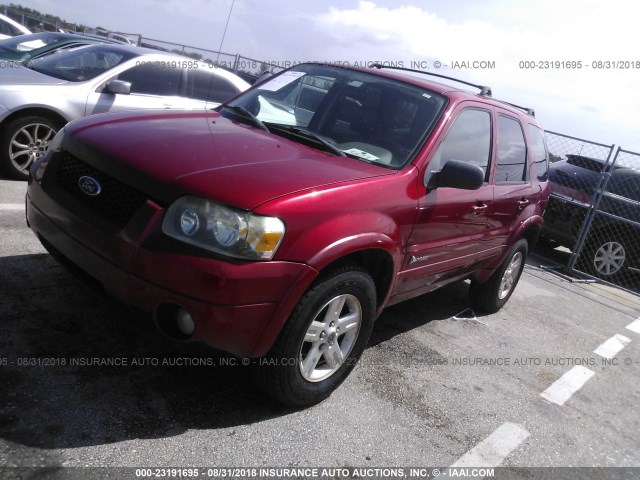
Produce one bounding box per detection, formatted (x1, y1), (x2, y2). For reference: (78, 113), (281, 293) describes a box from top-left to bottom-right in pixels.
(0, 5), (284, 81)
(542, 131), (615, 252)
(570, 148), (640, 293)
(540, 132), (639, 294)
(128, 35), (285, 80)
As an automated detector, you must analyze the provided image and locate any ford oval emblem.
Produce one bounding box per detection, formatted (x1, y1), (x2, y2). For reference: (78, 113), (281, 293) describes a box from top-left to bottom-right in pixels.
(78, 176), (102, 196)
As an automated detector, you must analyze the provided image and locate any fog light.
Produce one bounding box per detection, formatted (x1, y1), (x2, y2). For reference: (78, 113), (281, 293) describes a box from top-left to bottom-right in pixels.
(176, 309), (195, 336)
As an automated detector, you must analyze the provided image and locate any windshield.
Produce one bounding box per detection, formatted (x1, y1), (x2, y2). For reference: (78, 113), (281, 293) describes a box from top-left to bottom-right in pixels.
(222, 64), (447, 168)
(25, 45), (137, 82)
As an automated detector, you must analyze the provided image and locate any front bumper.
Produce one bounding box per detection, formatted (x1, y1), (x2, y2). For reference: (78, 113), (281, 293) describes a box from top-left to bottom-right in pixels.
(26, 182), (318, 358)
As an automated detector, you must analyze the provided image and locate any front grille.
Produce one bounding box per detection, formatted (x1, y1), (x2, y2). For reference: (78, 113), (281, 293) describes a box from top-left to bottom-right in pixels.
(55, 152), (147, 227)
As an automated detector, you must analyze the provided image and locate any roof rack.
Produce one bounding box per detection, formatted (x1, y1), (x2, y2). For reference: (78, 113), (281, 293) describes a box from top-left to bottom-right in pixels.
(370, 64), (536, 118)
(371, 64), (492, 97)
(494, 100), (536, 118)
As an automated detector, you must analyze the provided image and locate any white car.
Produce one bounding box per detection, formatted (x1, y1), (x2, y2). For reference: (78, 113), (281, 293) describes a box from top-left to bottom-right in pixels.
(0, 43), (251, 179)
(0, 13), (31, 40)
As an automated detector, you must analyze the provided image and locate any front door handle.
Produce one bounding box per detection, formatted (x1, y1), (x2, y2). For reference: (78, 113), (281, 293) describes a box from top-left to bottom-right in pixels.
(472, 202), (488, 215)
(517, 199), (530, 211)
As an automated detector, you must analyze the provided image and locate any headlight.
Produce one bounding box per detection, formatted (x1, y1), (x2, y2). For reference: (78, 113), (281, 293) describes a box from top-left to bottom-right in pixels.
(162, 196), (285, 260)
(32, 127), (65, 182)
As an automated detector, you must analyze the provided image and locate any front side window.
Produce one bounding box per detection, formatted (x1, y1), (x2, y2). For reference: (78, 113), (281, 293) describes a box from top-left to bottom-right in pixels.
(430, 108), (492, 179)
(220, 64), (447, 168)
(495, 115), (527, 183)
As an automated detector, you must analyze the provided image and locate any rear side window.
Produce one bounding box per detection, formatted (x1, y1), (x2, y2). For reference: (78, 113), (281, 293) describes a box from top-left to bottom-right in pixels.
(435, 108), (491, 177)
(185, 69), (240, 103)
(528, 124), (549, 181)
(118, 63), (182, 96)
(609, 174), (640, 201)
(495, 115), (527, 183)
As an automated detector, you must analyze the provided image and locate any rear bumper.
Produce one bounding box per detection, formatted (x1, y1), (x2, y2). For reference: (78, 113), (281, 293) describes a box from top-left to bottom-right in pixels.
(26, 186), (318, 357)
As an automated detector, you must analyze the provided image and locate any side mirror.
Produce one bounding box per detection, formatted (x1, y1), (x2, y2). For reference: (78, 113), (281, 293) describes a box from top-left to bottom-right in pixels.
(426, 159), (485, 190)
(104, 80), (131, 95)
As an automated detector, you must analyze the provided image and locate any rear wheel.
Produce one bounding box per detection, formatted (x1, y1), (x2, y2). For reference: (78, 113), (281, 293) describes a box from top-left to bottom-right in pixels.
(0, 115), (62, 180)
(469, 239), (528, 313)
(256, 266), (376, 407)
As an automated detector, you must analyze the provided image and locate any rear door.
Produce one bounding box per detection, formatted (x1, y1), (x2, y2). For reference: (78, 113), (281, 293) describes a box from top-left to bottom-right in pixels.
(485, 110), (535, 250)
(183, 68), (244, 109)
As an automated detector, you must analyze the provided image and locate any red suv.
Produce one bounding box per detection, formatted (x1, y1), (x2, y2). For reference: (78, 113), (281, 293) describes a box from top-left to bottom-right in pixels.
(26, 63), (550, 406)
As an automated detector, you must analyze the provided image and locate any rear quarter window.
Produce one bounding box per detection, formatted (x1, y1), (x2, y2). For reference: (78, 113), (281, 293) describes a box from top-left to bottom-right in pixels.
(528, 124), (549, 181)
(608, 173), (640, 202)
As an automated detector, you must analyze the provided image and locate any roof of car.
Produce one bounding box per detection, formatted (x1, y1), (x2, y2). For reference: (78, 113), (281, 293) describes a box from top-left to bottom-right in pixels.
(60, 42), (181, 58)
(307, 62), (538, 120)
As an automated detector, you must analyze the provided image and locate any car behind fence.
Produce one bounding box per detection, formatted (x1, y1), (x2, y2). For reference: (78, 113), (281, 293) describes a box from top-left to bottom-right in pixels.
(542, 131), (640, 295)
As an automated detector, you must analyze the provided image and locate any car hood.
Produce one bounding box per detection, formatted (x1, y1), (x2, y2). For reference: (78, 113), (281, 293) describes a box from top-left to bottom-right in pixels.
(63, 111), (394, 210)
(0, 64), (67, 85)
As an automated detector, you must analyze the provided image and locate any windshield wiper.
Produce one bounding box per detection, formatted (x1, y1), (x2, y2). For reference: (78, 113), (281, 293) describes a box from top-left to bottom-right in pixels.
(274, 126), (346, 157)
(220, 105), (269, 132)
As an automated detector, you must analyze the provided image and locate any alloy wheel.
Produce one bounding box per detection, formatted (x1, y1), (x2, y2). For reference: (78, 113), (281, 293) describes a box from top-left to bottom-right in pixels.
(9, 122), (57, 175)
(498, 252), (523, 300)
(299, 294), (362, 382)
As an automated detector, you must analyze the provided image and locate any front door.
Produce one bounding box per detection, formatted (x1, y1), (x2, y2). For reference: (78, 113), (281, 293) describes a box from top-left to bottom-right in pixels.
(86, 63), (206, 116)
(394, 105), (494, 297)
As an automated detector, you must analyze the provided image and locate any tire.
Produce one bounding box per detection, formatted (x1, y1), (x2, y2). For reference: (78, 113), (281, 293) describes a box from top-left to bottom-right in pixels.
(469, 239), (528, 313)
(581, 235), (628, 279)
(255, 266), (376, 407)
(0, 115), (62, 180)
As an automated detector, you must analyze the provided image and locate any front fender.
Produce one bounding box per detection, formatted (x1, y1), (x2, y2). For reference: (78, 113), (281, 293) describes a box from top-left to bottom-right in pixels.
(307, 231), (402, 271)
(250, 215), (406, 357)
(274, 208), (407, 269)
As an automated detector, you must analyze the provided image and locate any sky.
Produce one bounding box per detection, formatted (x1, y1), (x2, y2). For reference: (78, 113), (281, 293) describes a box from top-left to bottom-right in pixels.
(12, 0), (640, 153)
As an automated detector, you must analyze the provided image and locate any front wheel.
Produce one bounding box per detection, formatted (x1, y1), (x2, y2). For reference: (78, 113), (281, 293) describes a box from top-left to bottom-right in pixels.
(0, 115), (62, 180)
(469, 239), (528, 313)
(256, 266), (376, 407)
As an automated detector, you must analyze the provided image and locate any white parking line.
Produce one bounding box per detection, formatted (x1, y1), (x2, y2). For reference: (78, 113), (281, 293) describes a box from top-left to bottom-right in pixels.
(540, 365), (595, 406)
(0, 203), (24, 211)
(593, 334), (631, 359)
(626, 319), (640, 335)
(450, 422), (530, 468)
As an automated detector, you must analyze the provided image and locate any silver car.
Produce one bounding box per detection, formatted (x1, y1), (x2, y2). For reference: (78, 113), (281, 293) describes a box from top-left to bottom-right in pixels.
(0, 43), (250, 179)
